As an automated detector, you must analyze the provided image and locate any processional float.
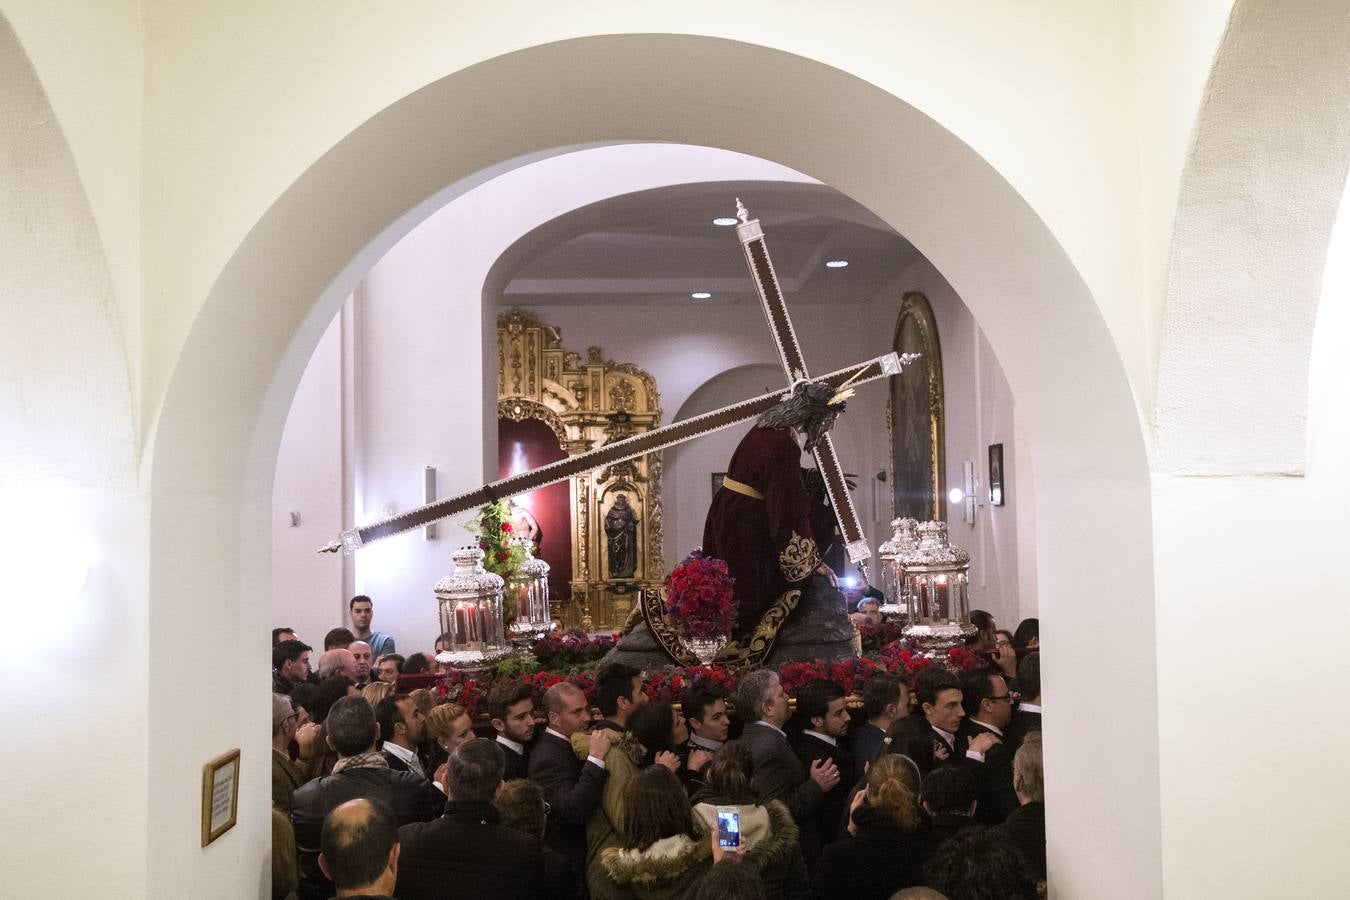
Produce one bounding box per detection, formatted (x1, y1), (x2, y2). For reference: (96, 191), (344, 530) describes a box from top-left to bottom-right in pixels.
(319, 202), (968, 664)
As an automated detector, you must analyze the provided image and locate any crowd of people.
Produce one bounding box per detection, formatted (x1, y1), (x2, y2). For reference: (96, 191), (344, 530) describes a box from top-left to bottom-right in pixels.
(271, 598), (1045, 900)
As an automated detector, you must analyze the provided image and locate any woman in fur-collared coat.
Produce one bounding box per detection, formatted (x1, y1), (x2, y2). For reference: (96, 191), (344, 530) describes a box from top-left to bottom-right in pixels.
(690, 740), (812, 900)
(589, 766), (714, 900)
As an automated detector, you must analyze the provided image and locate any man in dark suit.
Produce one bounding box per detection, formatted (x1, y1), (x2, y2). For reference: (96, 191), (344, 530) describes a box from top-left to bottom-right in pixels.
(374, 693), (428, 779)
(957, 669), (1019, 824)
(791, 679), (855, 873)
(290, 697), (444, 900)
(999, 732), (1046, 881)
(919, 764), (980, 856)
(396, 738), (555, 899)
(886, 668), (998, 777)
(488, 680), (536, 780)
(853, 673), (907, 770)
(528, 682), (611, 876)
(1005, 653), (1042, 757)
(734, 668), (838, 825)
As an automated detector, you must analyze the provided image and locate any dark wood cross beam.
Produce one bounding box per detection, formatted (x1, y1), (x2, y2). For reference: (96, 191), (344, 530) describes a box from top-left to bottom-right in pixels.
(318, 354), (901, 553)
(320, 205), (919, 556)
(735, 199), (889, 579)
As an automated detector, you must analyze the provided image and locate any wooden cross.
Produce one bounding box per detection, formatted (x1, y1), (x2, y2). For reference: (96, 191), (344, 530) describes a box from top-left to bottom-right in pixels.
(320, 204), (916, 562)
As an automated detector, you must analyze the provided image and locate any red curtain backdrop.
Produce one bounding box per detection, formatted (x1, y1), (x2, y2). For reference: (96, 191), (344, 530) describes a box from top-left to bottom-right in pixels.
(497, 417), (572, 601)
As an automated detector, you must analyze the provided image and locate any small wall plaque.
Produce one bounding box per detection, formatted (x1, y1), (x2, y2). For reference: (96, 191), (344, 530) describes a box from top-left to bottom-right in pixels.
(201, 748), (241, 847)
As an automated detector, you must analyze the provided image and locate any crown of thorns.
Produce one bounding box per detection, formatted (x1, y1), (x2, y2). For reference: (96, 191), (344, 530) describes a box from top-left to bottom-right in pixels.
(757, 381), (848, 447)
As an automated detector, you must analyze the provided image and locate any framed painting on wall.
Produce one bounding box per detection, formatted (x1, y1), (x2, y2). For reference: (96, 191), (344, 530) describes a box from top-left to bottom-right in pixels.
(887, 291), (946, 522)
(988, 443), (1005, 506)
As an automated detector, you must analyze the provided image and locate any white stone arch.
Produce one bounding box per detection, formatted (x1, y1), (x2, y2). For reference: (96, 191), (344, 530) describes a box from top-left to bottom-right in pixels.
(149, 35), (1157, 896)
(0, 12), (143, 895)
(1155, 0), (1350, 475)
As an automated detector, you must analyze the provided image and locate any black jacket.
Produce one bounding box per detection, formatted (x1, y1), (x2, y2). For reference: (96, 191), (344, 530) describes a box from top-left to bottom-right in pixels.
(740, 722), (824, 824)
(395, 800), (554, 900)
(885, 715), (963, 778)
(1005, 709), (1042, 757)
(527, 729), (607, 872)
(290, 763), (444, 900)
(813, 803), (928, 899)
(998, 800), (1046, 880)
(791, 731), (855, 871)
(957, 719), (1020, 824)
(496, 736), (530, 780)
(851, 721), (888, 770)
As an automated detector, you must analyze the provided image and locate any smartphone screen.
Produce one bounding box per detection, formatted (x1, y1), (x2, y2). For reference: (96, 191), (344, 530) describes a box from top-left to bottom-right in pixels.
(716, 806), (741, 849)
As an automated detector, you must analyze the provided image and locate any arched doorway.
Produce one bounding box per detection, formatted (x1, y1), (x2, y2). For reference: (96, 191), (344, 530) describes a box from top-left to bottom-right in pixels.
(149, 35), (1158, 896)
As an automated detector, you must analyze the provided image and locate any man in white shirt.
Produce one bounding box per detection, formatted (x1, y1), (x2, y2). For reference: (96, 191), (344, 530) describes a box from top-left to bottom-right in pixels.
(528, 682), (611, 876)
(376, 693), (428, 779)
(957, 669), (1018, 823)
(487, 680), (536, 779)
(791, 679), (855, 870)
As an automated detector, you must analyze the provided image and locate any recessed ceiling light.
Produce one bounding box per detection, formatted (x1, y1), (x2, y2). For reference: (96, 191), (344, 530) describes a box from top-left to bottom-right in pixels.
(825, 259), (849, 268)
(691, 292), (712, 300)
(712, 217), (738, 226)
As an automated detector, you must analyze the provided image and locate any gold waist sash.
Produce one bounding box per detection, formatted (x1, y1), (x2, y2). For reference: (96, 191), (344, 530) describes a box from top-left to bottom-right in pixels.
(721, 476), (765, 500)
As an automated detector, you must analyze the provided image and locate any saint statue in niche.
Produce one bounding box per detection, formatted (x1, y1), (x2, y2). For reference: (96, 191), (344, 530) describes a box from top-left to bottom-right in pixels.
(604, 493), (639, 579)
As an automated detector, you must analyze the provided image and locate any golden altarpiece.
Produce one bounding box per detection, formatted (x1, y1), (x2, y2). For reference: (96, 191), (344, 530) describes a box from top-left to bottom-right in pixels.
(497, 310), (664, 631)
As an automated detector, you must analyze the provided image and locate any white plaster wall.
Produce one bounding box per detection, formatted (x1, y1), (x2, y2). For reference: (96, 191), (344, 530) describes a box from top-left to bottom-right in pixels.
(350, 207), (494, 653)
(271, 315), (345, 648)
(14, 0), (1154, 430)
(0, 16), (146, 895)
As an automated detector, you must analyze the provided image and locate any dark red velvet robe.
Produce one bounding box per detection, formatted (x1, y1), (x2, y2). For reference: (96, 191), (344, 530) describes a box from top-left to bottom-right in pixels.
(703, 426), (822, 639)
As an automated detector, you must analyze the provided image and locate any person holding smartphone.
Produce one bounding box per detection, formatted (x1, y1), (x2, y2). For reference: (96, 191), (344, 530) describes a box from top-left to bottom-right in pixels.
(691, 741), (812, 900)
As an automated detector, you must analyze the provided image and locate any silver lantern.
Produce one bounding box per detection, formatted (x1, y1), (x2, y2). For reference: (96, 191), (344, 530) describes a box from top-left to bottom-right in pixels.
(433, 546), (508, 673)
(506, 537), (552, 647)
(895, 521), (975, 658)
(877, 517), (920, 623)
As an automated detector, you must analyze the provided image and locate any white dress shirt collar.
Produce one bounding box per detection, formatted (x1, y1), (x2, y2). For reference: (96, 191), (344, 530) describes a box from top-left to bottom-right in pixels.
(1018, 702), (1043, 714)
(496, 734), (525, 755)
(803, 729), (838, 747)
(750, 720), (787, 740)
(382, 739), (424, 776)
(689, 734), (723, 752)
(969, 718), (1004, 736)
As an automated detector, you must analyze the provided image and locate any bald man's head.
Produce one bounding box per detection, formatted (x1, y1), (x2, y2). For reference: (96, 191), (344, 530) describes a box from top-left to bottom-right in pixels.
(318, 798), (399, 894)
(348, 641), (373, 680)
(317, 648), (357, 680)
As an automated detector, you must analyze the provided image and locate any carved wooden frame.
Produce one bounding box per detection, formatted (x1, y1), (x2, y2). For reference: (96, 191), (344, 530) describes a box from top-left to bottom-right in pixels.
(497, 310), (665, 629)
(885, 291), (947, 522)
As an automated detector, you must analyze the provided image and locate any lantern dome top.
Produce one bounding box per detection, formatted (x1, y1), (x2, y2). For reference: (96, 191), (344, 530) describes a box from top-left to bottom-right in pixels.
(895, 521), (971, 567)
(435, 545), (505, 597)
(879, 517), (920, 559)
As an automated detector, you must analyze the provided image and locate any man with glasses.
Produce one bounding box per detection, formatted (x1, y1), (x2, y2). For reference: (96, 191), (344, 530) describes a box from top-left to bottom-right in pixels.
(957, 669), (1019, 824)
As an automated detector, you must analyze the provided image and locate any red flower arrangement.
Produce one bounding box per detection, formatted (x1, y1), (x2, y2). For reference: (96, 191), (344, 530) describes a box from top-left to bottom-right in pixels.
(664, 549), (735, 641)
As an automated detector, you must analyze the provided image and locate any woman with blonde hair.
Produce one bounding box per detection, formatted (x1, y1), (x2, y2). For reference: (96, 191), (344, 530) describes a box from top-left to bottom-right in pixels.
(813, 754), (926, 899)
(432, 701), (480, 761)
(360, 680), (392, 708)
